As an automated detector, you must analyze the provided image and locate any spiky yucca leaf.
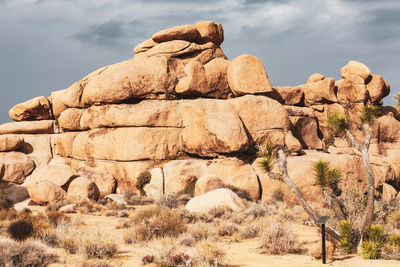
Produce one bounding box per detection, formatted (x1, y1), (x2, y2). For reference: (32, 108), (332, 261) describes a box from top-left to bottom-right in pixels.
(388, 233), (400, 248)
(258, 157), (274, 173)
(257, 140), (277, 173)
(367, 224), (385, 244)
(313, 160), (341, 190)
(361, 241), (382, 259)
(338, 220), (353, 254)
(360, 104), (380, 126)
(327, 112), (350, 135)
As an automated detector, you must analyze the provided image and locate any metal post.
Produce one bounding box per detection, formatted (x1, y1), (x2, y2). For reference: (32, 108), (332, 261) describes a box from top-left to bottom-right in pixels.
(322, 223), (326, 264)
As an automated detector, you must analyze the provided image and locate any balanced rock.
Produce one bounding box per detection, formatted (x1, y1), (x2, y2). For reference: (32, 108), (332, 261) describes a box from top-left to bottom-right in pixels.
(194, 174), (224, 196)
(26, 180), (67, 205)
(340, 60), (371, 81)
(67, 177), (100, 202)
(185, 188), (246, 213)
(307, 73), (324, 83)
(9, 96), (52, 121)
(193, 21), (224, 46)
(0, 135), (24, 152)
(0, 152), (35, 184)
(227, 54), (272, 95)
(152, 24), (199, 43)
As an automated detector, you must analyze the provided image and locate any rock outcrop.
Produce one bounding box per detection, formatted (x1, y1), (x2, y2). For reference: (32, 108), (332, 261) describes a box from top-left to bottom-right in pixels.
(1, 21), (399, 208)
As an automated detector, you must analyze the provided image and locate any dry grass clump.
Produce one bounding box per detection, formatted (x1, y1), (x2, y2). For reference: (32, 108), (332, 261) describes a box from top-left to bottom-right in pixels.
(218, 222), (239, 237)
(157, 195), (180, 209)
(197, 240), (226, 265)
(144, 237), (194, 266)
(45, 210), (70, 226)
(124, 208), (186, 243)
(0, 208), (17, 221)
(209, 206), (233, 220)
(260, 221), (301, 255)
(187, 222), (216, 242)
(177, 233), (196, 247)
(75, 200), (105, 214)
(79, 259), (115, 267)
(310, 241), (336, 260)
(239, 218), (265, 239)
(0, 237), (57, 267)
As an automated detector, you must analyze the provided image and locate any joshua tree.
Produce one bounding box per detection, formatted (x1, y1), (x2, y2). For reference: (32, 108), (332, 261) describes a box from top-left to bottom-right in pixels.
(313, 160), (345, 220)
(257, 141), (342, 240)
(327, 104), (380, 241)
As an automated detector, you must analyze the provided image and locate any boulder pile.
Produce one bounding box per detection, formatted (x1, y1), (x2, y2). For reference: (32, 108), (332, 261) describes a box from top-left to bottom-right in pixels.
(1, 21), (400, 207)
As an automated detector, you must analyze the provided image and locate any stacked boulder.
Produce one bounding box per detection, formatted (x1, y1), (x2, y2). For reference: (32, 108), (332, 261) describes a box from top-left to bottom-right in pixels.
(1, 21), (400, 207)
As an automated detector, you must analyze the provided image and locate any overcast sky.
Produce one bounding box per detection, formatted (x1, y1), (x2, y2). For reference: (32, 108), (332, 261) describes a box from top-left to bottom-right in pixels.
(0, 0), (399, 123)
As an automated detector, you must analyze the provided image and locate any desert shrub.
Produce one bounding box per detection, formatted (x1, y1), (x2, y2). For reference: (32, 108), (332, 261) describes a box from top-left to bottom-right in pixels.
(338, 220), (354, 254)
(209, 206), (233, 219)
(131, 207), (160, 224)
(188, 222), (216, 241)
(81, 233), (118, 259)
(177, 233), (196, 247)
(157, 195), (179, 209)
(76, 200), (105, 214)
(388, 209), (400, 229)
(46, 199), (70, 211)
(374, 199), (400, 226)
(218, 222), (239, 237)
(197, 241), (226, 265)
(240, 219), (263, 239)
(106, 210), (119, 217)
(126, 195), (153, 206)
(224, 185), (252, 201)
(367, 224), (386, 244)
(272, 188), (284, 202)
(361, 241), (383, 259)
(7, 219), (34, 241)
(136, 171), (151, 195)
(0, 208), (17, 221)
(260, 222), (301, 255)
(46, 210), (70, 226)
(37, 227), (59, 247)
(339, 189), (367, 230)
(80, 259), (114, 267)
(0, 189), (12, 210)
(0, 237), (57, 267)
(245, 202), (268, 219)
(142, 255), (155, 264)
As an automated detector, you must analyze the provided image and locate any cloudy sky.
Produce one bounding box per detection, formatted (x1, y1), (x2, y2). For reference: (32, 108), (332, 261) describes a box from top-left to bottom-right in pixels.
(0, 0), (399, 123)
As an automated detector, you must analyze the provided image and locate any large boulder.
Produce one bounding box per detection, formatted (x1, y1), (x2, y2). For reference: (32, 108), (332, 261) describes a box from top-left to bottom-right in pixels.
(301, 77), (337, 105)
(204, 58), (231, 98)
(382, 183), (397, 202)
(175, 61), (208, 95)
(152, 24), (199, 43)
(0, 120), (55, 134)
(340, 60), (371, 81)
(336, 77), (369, 104)
(227, 54), (272, 95)
(26, 180), (66, 205)
(366, 74), (390, 105)
(307, 73), (324, 83)
(377, 113), (400, 143)
(9, 96), (52, 121)
(272, 86), (304, 105)
(180, 99), (249, 157)
(67, 177), (100, 202)
(193, 21), (224, 46)
(144, 168), (164, 200)
(1, 183), (30, 204)
(228, 95), (290, 144)
(0, 136), (24, 152)
(185, 188), (246, 213)
(18, 135), (53, 166)
(290, 117), (323, 150)
(25, 163), (75, 189)
(194, 174), (224, 196)
(0, 152), (35, 184)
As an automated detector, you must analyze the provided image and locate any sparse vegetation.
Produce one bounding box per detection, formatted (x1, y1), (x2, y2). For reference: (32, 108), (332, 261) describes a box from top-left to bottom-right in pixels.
(136, 171), (151, 195)
(7, 219), (34, 241)
(197, 240), (226, 265)
(260, 221), (301, 255)
(338, 220), (354, 254)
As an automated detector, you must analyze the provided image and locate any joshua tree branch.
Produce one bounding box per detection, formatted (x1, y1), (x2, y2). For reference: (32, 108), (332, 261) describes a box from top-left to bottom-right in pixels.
(276, 149), (342, 241)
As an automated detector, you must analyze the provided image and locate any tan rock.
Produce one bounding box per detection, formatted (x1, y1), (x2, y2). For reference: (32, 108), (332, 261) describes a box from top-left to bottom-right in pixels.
(301, 77), (337, 105)
(142, 40), (190, 56)
(26, 180), (66, 205)
(206, 158), (260, 200)
(0, 152), (35, 184)
(382, 183), (397, 202)
(204, 58), (231, 98)
(228, 95), (290, 144)
(25, 163), (75, 188)
(18, 135), (53, 166)
(378, 113), (400, 143)
(133, 38), (158, 55)
(251, 159), (283, 201)
(0, 135), (24, 152)
(337, 76), (369, 104)
(180, 99), (248, 157)
(227, 54), (272, 95)
(57, 127), (182, 161)
(165, 174), (197, 196)
(152, 24), (199, 43)
(194, 21), (224, 46)
(58, 108), (84, 131)
(340, 60), (371, 81)
(285, 131), (302, 152)
(307, 73), (325, 83)
(366, 74), (390, 104)
(285, 106), (315, 117)
(67, 177), (100, 202)
(144, 168), (164, 200)
(194, 174), (224, 197)
(175, 61), (208, 95)
(290, 117), (323, 150)
(0, 120), (55, 134)
(273, 86), (304, 105)
(49, 89), (68, 118)
(9, 96), (52, 121)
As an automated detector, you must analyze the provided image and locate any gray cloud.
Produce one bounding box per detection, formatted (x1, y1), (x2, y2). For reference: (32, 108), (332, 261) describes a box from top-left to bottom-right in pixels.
(0, 0), (399, 124)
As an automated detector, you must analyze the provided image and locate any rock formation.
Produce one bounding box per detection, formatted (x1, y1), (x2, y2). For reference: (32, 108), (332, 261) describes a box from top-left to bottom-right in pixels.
(1, 21), (399, 207)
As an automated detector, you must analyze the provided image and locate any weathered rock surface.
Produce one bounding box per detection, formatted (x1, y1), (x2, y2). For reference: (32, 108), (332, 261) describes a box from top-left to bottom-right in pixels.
(25, 163), (75, 188)
(340, 60), (371, 81)
(382, 183), (397, 202)
(194, 174), (224, 197)
(289, 117), (322, 150)
(273, 86), (304, 105)
(26, 180), (66, 205)
(0, 152), (35, 184)
(0, 120), (55, 134)
(0, 135), (24, 152)
(301, 78), (337, 105)
(67, 177), (100, 202)
(227, 54), (272, 95)
(144, 168), (164, 200)
(1, 183), (30, 204)
(185, 188), (246, 213)
(193, 21), (224, 46)
(307, 73), (324, 83)
(152, 24), (199, 43)
(366, 74), (390, 104)
(133, 38), (158, 55)
(9, 96), (52, 121)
